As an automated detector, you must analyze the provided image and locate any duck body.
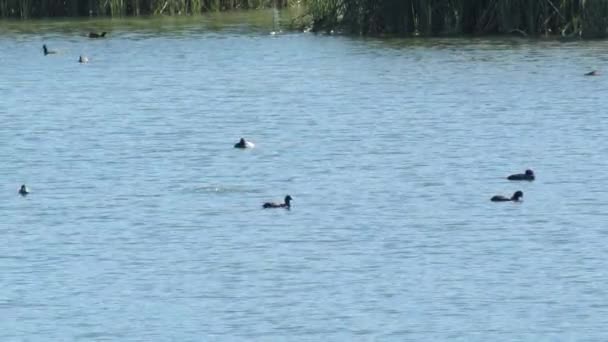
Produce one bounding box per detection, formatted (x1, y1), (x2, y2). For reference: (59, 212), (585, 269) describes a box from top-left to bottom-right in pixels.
(507, 169), (535, 181)
(43, 44), (57, 55)
(89, 32), (107, 38)
(79, 55), (89, 63)
(19, 184), (29, 196)
(491, 191), (523, 202)
(585, 70), (599, 76)
(263, 195), (292, 209)
(234, 138), (255, 149)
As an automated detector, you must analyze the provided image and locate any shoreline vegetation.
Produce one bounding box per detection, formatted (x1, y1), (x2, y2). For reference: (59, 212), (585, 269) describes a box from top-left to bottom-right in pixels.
(0, 0), (293, 18)
(1, 0), (608, 39)
(303, 0), (608, 39)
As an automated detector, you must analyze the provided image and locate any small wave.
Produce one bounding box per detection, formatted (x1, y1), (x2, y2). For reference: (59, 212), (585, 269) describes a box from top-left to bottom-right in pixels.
(194, 185), (262, 194)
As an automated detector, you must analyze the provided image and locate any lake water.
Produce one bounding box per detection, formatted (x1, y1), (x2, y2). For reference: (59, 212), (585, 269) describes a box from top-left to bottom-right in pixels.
(2, 11), (608, 341)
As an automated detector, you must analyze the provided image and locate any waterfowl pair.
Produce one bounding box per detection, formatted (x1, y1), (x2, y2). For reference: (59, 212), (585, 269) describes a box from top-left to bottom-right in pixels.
(491, 169), (534, 202)
(234, 137), (288, 209)
(43, 45), (90, 63)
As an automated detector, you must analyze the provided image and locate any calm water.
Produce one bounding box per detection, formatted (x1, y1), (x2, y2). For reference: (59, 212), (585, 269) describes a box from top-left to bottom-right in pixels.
(2, 12), (608, 341)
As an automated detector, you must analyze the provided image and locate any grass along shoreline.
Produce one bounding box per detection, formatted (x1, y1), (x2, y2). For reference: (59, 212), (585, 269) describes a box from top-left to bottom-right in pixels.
(0, 0), (297, 18)
(3, 0), (608, 40)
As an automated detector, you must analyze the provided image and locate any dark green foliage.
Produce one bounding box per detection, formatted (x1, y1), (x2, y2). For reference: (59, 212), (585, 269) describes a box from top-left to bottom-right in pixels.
(304, 0), (608, 38)
(2, 0), (608, 40)
(0, 0), (292, 17)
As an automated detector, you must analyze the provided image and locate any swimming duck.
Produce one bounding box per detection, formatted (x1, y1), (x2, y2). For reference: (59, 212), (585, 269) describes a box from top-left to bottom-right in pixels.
(507, 169), (535, 181)
(491, 191), (523, 202)
(234, 138), (255, 149)
(19, 184), (29, 196)
(79, 55), (89, 63)
(43, 45), (57, 56)
(585, 70), (599, 76)
(89, 32), (107, 38)
(263, 195), (292, 209)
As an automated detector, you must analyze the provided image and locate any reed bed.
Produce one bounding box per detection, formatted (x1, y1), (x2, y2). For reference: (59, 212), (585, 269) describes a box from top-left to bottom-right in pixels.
(0, 0), (292, 17)
(2, 0), (607, 39)
(304, 0), (608, 38)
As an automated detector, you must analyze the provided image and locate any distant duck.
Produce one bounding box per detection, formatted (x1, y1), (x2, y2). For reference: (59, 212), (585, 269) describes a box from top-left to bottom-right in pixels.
(19, 184), (29, 196)
(78, 55), (89, 63)
(234, 138), (255, 149)
(263, 195), (292, 209)
(88, 32), (107, 38)
(585, 70), (599, 76)
(491, 191), (523, 202)
(42, 44), (57, 56)
(507, 169), (535, 181)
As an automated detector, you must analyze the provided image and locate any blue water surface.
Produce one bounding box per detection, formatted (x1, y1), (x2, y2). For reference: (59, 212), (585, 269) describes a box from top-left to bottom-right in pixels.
(1, 15), (608, 341)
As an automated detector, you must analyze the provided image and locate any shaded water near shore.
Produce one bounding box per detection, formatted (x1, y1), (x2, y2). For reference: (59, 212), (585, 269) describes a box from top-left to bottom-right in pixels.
(2, 12), (608, 341)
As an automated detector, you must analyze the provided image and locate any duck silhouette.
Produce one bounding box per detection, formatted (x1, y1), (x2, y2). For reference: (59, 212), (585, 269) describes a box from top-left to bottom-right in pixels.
(43, 44), (57, 56)
(263, 195), (292, 209)
(234, 138), (255, 149)
(88, 32), (107, 38)
(507, 169), (535, 181)
(491, 191), (523, 202)
(19, 184), (29, 196)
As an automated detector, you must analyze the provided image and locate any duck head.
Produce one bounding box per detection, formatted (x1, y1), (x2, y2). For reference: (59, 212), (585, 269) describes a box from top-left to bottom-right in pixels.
(511, 191), (523, 201)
